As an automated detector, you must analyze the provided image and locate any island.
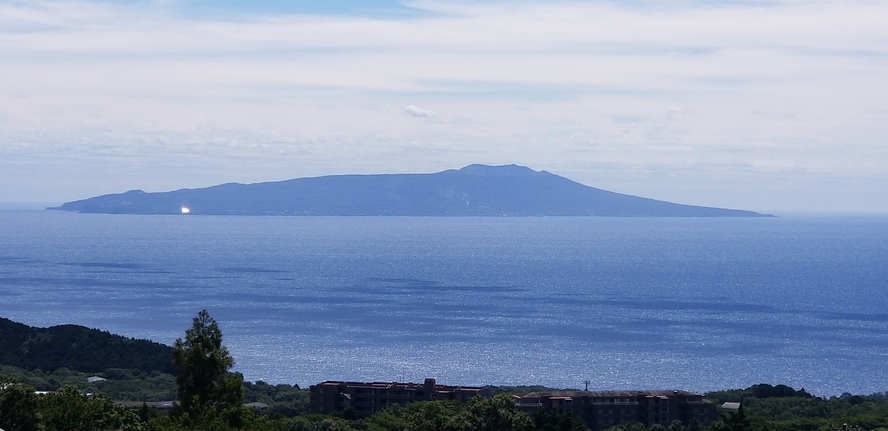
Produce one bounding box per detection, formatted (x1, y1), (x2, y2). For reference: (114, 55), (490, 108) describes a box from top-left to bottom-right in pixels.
(48, 164), (771, 217)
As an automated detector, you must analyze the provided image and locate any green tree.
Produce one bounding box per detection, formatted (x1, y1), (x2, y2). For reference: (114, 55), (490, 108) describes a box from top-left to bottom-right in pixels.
(665, 419), (685, 431)
(406, 401), (454, 431)
(285, 417), (357, 431)
(38, 385), (143, 431)
(0, 375), (39, 431)
(604, 424), (647, 431)
(530, 408), (590, 431)
(452, 394), (532, 431)
(364, 405), (410, 431)
(710, 405), (752, 431)
(172, 310), (243, 415)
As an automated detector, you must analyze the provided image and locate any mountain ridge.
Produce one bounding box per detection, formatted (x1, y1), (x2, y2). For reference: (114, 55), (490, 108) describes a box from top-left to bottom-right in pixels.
(49, 164), (772, 217)
(0, 316), (174, 374)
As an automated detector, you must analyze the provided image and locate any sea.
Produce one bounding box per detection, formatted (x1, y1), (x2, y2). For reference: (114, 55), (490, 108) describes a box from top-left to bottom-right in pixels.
(1, 209), (887, 396)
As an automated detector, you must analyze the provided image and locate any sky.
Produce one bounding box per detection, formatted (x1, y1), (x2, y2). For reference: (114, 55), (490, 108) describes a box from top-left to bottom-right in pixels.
(1, 0), (886, 213)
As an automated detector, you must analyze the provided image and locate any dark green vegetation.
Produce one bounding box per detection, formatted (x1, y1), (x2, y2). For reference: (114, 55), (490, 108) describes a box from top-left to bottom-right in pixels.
(705, 385), (888, 431)
(0, 364), (178, 401)
(0, 317), (175, 374)
(3, 313), (888, 431)
(172, 310), (243, 415)
(0, 376), (145, 431)
(49, 164), (770, 217)
(0, 363), (306, 414)
(241, 380), (309, 417)
(357, 395), (589, 431)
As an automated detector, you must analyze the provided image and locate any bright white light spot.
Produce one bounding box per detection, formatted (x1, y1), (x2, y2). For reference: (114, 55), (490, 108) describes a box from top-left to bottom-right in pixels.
(181, 207), (191, 214)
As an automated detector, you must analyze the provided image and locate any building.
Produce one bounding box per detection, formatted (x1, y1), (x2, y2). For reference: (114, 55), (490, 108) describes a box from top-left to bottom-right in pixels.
(720, 402), (741, 410)
(117, 401), (177, 413)
(309, 378), (490, 418)
(516, 390), (717, 431)
(244, 402), (270, 411)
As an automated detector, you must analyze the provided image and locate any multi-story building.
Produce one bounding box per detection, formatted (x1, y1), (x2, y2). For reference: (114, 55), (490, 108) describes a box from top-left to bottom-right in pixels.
(516, 390), (717, 431)
(309, 378), (490, 418)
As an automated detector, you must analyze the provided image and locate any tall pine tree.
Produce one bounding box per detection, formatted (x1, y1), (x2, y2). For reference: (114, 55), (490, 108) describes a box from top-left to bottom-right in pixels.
(172, 310), (243, 415)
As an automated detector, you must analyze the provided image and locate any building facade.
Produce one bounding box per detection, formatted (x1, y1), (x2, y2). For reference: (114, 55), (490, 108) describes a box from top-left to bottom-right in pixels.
(516, 390), (717, 431)
(309, 378), (490, 418)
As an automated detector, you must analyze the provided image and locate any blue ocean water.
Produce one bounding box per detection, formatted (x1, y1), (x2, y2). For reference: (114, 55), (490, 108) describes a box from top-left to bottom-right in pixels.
(1, 210), (887, 395)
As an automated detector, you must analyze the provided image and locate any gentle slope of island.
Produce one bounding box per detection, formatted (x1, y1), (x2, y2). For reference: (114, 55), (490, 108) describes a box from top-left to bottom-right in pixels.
(49, 164), (771, 217)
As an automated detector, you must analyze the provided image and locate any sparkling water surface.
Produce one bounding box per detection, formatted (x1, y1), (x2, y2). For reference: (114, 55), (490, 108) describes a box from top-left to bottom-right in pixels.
(1, 210), (887, 395)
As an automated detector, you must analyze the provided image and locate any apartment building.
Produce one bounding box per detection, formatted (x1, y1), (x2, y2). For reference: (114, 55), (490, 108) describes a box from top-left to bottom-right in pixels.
(309, 378), (490, 418)
(516, 390), (717, 431)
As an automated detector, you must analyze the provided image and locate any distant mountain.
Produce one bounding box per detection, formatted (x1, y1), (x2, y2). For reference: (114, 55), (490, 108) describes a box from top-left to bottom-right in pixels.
(0, 317), (174, 374)
(49, 164), (771, 217)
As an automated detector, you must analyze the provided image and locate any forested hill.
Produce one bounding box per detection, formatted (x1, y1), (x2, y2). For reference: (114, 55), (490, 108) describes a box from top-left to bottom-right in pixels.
(0, 317), (174, 374)
(49, 164), (771, 217)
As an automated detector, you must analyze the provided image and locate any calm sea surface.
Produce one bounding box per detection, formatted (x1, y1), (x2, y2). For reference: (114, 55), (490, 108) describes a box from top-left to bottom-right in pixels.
(1, 210), (887, 395)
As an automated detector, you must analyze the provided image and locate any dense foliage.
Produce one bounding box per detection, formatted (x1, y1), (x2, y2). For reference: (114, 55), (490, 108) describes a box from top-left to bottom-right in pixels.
(288, 395), (589, 431)
(0, 364), (178, 401)
(0, 317), (175, 374)
(242, 380), (309, 417)
(704, 385), (888, 431)
(0, 363), (310, 416)
(0, 376), (144, 431)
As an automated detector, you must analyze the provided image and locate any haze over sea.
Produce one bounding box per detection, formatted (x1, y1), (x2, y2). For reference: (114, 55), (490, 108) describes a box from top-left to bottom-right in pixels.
(1, 210), (887, 396)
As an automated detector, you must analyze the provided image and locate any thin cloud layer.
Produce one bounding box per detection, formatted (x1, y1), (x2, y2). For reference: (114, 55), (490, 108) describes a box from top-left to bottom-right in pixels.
(0, 0), (886, 212)
(405, 105), (437, 118)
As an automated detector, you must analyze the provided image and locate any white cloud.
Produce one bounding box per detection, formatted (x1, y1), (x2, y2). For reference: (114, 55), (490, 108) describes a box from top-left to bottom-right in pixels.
(0, 0), (886, 212)
(404, 105), (437, 118)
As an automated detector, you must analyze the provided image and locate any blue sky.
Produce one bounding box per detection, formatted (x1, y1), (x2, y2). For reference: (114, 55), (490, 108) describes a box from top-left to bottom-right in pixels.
(1, 0), (886, 213)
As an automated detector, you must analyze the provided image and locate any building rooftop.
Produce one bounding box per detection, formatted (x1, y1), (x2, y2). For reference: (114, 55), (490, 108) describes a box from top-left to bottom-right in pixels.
(521, 390), (703, 398)
(313, 380), (487, 392)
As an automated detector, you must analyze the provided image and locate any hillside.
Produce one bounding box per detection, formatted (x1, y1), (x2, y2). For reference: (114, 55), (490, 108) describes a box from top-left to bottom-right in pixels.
(0, 317), (174, 374)
(48, 164), (771, 217)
